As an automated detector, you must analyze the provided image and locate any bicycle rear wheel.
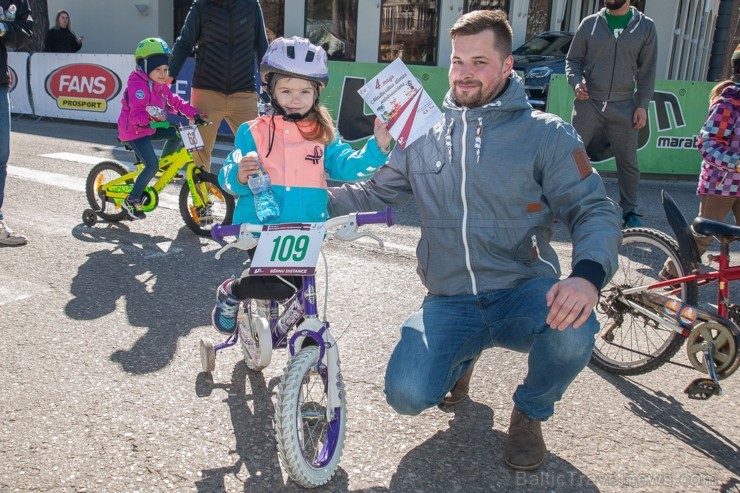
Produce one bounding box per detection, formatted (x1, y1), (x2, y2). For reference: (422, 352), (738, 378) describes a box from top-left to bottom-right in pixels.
(85, 160), (131, 222)
(275, 346), (346, 488)
(591, 228), (698, 375)
(179, 169), (235, 237)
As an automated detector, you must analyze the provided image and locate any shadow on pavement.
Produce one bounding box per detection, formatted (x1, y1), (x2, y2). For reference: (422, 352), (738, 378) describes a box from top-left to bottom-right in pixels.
(66, 223), (244, 374)
(192, 367), (598, 492)
(593, 367), (739, 478)
(389, 400), (600, 493)
(194, 361), (357, 493)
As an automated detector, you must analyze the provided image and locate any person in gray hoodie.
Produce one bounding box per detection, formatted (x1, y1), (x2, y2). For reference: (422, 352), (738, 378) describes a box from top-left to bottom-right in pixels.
(566, 0), (657, 228)
(329, 10), (621, 471)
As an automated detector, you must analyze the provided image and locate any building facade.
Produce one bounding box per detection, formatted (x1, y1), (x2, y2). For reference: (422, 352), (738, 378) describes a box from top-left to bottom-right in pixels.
(47, 0), (738, 82)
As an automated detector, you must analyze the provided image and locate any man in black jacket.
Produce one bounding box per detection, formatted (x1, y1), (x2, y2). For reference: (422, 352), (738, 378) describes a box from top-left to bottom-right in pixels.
(0, 0), (32, 246)
(168, 0), (268, 171)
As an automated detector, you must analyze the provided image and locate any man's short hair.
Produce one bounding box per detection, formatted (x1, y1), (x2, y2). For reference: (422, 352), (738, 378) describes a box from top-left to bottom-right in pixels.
(449, 9), (513, 59)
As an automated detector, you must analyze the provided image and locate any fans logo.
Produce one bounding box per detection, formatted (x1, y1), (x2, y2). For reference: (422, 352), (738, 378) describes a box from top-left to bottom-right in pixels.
(45, 64), (121, 112)
(7, 67), (17, 92)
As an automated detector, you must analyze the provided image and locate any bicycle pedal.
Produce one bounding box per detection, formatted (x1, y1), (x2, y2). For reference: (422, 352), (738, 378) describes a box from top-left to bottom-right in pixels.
(684, 378), (721, 400)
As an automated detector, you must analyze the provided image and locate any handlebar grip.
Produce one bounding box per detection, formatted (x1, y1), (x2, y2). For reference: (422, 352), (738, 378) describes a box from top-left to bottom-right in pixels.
(211, 223), (242, 241)
(149, 121), (171, 129)
(356, 207), (396, 227)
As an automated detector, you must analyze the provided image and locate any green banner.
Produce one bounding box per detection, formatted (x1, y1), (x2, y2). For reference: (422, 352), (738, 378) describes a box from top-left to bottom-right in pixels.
(318, 64), (714, 176)
(548, 74), (716, 175)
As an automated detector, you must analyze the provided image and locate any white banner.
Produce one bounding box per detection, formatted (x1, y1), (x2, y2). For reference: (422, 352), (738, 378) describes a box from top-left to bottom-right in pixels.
(8, 52), (32, 115)
(30, 53), (134, 123)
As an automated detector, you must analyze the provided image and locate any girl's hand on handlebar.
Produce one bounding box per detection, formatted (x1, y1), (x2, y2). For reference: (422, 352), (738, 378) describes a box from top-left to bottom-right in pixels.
(191, 113), (208, 126)
(236, 153), (262, 185)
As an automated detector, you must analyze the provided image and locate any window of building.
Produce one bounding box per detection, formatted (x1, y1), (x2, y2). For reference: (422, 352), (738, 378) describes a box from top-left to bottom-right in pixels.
(263, 0), (285, 42)
(379, 0), (439, 65)
(305, 0), (358, 61)
(463, 0), (510, 13)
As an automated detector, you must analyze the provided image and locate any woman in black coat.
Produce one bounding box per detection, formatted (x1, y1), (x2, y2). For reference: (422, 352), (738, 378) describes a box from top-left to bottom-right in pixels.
(44, 10), (82, 53)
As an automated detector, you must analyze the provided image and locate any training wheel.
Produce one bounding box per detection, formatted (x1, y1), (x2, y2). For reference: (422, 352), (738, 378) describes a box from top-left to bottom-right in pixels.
(82, 208), (98, 226)
(199, 337), (216, 373)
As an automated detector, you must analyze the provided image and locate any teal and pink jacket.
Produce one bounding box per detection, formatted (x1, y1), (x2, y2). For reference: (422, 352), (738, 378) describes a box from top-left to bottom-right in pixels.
(219, 114), (388, 225)
(117, 69), (199, 142)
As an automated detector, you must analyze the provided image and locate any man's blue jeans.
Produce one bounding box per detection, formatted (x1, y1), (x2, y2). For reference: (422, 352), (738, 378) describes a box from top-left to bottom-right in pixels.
(384, 277), (599, 420)
(0, 86), (10, 220)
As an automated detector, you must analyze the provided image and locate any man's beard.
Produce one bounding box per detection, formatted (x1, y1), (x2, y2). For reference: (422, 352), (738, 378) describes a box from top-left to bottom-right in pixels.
(451, 81), (497, 108)
(605, 0), (628, 10)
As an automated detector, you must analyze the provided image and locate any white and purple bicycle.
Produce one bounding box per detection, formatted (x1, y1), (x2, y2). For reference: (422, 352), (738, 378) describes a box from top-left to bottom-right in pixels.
(201, 208), (395, 488)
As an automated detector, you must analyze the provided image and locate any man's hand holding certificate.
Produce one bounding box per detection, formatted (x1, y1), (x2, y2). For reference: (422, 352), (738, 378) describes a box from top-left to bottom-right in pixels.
(358, 59), (443, 150)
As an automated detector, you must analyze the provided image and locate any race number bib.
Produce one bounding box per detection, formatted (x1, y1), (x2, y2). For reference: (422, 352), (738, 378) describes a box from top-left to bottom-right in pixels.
(249, 223), (326, 276)
(179, 125), (205, 152)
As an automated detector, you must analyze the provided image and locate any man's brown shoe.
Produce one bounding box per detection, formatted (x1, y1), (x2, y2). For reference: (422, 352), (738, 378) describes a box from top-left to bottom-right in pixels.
(504, 408), (546, 470)
(438, 359), (477, 409)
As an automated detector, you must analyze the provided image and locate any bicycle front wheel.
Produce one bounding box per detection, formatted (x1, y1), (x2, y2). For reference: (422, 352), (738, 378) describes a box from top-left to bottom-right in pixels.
(179, 169), (235, 237)
(591, 228), (698, 375)
(85, 160), (131, 222)
(275, 346), (346, 488)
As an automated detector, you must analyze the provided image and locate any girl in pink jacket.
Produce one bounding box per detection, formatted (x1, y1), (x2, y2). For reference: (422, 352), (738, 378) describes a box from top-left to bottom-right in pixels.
(117, 37), (200, 220)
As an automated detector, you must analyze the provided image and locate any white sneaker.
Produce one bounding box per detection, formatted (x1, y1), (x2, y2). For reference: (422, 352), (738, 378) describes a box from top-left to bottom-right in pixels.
(0, 220), (28, 246)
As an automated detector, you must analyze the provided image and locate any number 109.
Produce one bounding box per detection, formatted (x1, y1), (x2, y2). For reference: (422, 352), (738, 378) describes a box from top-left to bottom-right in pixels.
(271, 235), (309, 262)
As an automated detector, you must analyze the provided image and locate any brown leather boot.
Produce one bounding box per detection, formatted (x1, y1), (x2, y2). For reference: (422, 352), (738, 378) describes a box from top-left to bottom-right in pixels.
(438, 360), (477, 409)
(504, 408), (547, 470)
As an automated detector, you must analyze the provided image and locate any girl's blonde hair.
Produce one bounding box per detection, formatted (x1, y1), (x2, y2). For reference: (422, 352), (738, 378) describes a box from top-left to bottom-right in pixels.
(296, 102), (335, 146)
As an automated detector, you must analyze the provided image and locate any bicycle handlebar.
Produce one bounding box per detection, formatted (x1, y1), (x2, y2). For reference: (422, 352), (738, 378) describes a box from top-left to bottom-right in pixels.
(149, 116), (210, 130)
(210, 207), (396, 242)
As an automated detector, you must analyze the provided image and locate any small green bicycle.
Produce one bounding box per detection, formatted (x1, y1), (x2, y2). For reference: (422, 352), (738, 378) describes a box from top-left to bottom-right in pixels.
(82, 121), (234, 237)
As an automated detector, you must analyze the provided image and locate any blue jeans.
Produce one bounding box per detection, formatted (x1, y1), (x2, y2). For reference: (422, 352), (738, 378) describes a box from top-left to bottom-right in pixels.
(0, 86), (10, 220)
(384, 277), (599, 420)
(125, 127), (181, 200)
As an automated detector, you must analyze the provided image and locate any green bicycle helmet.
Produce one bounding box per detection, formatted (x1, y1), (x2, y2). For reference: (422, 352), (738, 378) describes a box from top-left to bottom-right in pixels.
(134, 37), (171, 74)
(135, 37), (171, 61)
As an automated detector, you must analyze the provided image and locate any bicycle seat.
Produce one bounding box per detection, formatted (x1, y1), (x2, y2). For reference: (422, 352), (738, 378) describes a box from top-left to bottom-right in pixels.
(693, 217), (740, 242)
(662, 190), (701, 264)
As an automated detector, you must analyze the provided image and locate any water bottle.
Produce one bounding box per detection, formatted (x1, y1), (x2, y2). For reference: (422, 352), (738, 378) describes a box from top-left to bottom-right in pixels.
(246, 152), (279, 223)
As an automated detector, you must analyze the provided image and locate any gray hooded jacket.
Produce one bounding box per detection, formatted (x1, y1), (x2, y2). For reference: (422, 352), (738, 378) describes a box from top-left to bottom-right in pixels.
(566, 6), (657, 109)
(329, 75), (621, 297)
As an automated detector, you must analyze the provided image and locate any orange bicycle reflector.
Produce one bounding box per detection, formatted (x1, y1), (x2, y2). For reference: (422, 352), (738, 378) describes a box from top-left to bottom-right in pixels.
(664, 298), (681, 317)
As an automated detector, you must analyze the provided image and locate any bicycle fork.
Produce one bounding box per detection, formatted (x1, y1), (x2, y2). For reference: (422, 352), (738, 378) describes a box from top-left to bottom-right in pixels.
(290, 318), (344, 422)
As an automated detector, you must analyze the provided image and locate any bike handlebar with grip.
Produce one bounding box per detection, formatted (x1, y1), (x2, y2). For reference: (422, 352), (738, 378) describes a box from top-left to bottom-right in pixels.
(355, 207), (395, 227)
(211, 223), (242, 242)
(149, 121), (170, 129)
(211, 207), (396, 242)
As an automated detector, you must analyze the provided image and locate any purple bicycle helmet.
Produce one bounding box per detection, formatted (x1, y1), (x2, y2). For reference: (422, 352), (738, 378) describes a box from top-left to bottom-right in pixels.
(260, 36), (329, 89)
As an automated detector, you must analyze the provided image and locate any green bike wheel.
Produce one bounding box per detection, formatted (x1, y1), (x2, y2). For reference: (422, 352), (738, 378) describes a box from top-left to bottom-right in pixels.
(85, 160), (132, 222)
(179, 168), (235, 237)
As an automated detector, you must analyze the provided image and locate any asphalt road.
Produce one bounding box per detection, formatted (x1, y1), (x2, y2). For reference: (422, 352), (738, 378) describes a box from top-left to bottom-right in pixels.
(0, 117), (738, 493)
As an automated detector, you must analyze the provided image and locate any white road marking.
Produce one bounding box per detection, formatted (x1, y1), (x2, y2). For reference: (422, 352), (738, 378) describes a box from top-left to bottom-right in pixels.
(40, 152), (127, 166)
(44, 150), (224, 167)
(0, 285), (33, 306)
(7, 165), (180, 210)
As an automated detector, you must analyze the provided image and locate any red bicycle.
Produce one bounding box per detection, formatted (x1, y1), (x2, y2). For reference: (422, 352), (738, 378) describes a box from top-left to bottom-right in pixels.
(591, 190), (740, 399)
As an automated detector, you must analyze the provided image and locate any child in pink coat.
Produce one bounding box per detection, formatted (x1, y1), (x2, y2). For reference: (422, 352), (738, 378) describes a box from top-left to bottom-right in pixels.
(117, 37), (201, 220)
